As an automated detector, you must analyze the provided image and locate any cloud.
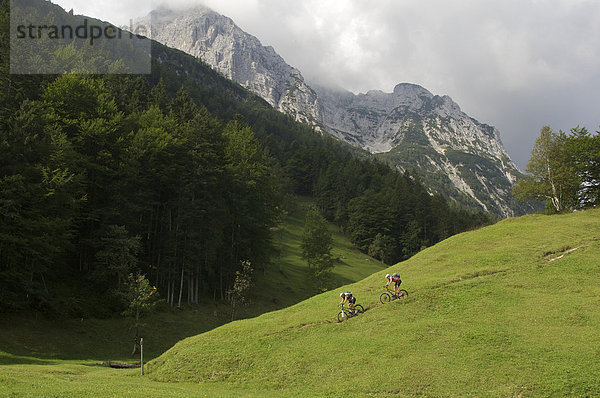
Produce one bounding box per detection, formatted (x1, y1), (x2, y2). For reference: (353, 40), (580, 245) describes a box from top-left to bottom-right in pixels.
(49, 0), (600, 169)
(204, 0), (600, 168)
(51, 0), (153, 25)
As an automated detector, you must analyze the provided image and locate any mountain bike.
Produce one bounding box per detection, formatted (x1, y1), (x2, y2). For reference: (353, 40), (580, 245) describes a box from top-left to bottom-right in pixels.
(380, 286), (408, 304)
(337, 303), (365, 322)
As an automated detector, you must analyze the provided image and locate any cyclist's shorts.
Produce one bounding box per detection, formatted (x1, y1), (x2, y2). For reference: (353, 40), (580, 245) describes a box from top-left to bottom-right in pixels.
(394, 280), (402, 287)
(348, 297), (356, 304)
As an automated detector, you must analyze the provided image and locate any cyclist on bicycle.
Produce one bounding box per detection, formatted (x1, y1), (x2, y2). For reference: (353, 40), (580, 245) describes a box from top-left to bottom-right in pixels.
(385, 272), (402, 295)
(339, 292), (357, 313)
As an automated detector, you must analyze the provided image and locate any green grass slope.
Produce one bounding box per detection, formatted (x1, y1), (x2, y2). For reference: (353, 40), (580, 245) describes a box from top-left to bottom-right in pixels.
(253, 198), (387, 308)
(147, 209), (600, 397)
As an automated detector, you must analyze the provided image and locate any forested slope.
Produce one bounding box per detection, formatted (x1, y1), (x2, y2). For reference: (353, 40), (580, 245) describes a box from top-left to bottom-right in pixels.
(1, 0), (493, 316)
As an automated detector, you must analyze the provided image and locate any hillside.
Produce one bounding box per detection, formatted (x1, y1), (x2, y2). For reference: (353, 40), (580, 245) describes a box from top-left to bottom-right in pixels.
(253, 198), (387, 308)
(147, 209), (600, 396)
(0, 200), (382, 361)
(2, 0), (491, 315)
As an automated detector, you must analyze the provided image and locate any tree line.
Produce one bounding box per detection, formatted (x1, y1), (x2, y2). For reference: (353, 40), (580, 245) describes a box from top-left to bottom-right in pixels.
(0, 73), (279, 315)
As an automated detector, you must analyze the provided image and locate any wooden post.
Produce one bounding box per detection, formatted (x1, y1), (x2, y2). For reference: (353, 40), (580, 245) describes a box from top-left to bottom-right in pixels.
(140, 338), (144, 375)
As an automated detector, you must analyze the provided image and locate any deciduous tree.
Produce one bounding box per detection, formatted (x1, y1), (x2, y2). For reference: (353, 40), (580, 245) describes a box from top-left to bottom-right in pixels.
(301, 208), (334, 290)
(514, 126), (579, 212)
(566, 126), (600, 208)
(122, 273), (159, 354)
(227, 260), (253, 321)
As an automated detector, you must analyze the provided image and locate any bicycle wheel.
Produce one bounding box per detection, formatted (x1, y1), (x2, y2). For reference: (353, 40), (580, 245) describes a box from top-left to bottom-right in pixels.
(397, 289), (408, 298)
(337, 310), (349, 322)
(380, 292), (391, 304)
(354, 304), (365, 314)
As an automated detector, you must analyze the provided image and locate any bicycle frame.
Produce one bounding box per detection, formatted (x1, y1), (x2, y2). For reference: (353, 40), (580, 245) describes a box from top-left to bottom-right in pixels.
(380, 286), (408, 304)
(337, 303), (363, 322)
(384, 285), (403, 298)
(339, 303), (355, 314)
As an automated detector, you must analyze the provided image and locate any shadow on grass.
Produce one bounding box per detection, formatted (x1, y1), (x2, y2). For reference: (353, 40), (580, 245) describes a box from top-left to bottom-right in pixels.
(0, 352), (56, 366)
(0, 309), (229, 363)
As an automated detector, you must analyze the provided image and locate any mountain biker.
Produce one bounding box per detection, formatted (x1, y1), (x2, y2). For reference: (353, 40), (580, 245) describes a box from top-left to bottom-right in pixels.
(385, 272), (402, 295)
(339, 292), (357, 313)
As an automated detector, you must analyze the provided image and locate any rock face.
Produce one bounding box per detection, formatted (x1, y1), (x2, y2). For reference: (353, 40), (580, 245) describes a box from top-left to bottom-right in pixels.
(314, 83), (523, 216)
(316, 84), (502, 155)
(142, 6), (529, 217)
(141, 6), (322, 126)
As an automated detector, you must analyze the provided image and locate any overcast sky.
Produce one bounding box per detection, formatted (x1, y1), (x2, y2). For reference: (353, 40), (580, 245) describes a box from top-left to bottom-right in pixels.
(51, 0), (600, 169)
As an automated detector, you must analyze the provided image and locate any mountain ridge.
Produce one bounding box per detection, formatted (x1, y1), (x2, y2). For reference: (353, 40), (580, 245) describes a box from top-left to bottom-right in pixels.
(141, 5), (534, 217)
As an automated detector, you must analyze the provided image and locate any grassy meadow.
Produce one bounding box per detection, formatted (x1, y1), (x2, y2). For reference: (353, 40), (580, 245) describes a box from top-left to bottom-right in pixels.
(1, 209), (599, 396)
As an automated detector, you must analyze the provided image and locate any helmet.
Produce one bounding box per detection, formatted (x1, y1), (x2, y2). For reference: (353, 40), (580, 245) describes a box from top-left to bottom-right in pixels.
(385, 274), (390, 279)
(340, 292), (345, 297)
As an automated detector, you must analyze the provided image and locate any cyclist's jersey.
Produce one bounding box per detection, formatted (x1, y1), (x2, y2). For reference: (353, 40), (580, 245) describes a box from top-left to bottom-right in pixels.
(342, 292), (354, 303)
(392, 275), (401, 283)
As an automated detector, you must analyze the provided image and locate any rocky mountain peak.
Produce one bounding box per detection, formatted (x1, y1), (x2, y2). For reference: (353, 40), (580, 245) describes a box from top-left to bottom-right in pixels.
(393, 82), (432, 97)
(140, 6), (321, 125)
